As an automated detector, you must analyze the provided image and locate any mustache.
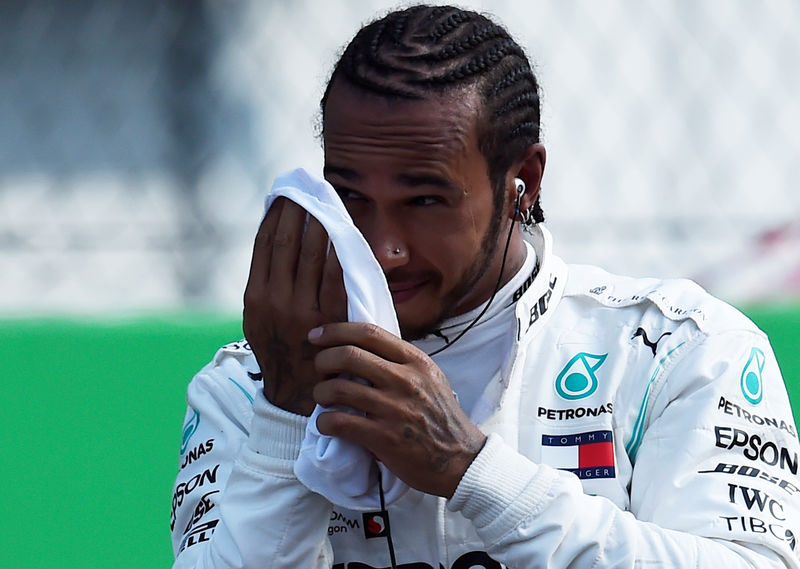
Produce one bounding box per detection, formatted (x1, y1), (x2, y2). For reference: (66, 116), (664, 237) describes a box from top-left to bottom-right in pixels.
(384, 269), (437, 285)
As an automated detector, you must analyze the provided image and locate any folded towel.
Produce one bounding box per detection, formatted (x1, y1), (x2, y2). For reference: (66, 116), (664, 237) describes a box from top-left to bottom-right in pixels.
(264, 167), (410, 510)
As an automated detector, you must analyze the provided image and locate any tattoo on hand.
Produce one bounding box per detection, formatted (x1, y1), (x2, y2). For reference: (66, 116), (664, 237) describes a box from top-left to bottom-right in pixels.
(262, 334), (313, 410)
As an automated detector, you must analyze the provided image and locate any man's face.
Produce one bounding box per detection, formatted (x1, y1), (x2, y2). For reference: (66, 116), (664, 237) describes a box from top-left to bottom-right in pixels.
(323, 80), (511, 340)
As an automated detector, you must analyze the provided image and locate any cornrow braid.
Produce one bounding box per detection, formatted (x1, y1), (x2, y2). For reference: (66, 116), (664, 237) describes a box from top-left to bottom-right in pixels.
(495, 92), (540, 120)
(320, 4), (544, 223)
(491, 64), (536, 97)
(427, 10), (476, 42)
(411, 24), (508, 63)
(424, 39), (525, 85)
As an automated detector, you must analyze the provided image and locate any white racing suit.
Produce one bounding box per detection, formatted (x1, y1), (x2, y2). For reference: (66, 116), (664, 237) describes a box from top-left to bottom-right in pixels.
(171, 226), (800, 568)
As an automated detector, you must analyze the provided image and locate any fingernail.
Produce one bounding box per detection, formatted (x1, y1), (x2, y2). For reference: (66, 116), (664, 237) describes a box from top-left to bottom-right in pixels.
(308, 326), (324, 341)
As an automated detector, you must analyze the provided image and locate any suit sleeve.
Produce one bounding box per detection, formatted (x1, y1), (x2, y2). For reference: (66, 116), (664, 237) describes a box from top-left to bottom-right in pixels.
(448, 328), (800, 568)
(171, 348), (334, 569)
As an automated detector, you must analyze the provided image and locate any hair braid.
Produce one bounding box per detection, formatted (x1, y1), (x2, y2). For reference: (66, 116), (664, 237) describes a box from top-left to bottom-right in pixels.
(427, 10), (475, 42)
(411, 24), (508, 63)
(321, 4), (545, 224)
(429, 39), (525, 85)
(491, 64), (536, 97)
(495, 91), (540, 119)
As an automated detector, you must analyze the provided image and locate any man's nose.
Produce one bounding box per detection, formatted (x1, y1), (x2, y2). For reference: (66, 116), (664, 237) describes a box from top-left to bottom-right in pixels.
(368, 228), (409, 272)
(373, 240), (409, 272)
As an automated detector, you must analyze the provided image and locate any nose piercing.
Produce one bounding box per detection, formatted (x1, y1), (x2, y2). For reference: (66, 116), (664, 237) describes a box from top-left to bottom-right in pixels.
(392, 248), (401, 255)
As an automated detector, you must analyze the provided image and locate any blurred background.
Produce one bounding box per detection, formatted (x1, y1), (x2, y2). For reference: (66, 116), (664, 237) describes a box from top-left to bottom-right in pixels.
(2, 1), (798, 567)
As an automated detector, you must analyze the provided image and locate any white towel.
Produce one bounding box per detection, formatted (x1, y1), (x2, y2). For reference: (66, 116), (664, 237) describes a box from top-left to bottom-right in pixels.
(264, 168), (410, 510)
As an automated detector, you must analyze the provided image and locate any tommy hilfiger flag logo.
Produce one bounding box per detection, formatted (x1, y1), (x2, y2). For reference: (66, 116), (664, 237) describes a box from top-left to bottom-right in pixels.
(541, 430), (615, 479)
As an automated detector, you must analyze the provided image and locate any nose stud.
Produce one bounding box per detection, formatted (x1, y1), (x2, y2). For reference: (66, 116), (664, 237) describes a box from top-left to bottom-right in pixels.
(392, 248), (401, 255)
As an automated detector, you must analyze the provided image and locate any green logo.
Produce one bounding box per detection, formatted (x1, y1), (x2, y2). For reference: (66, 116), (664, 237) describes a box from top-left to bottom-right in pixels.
(741, 347), (765, 405)
(180, 409), (200, 453)
(556, 353), (607, 400)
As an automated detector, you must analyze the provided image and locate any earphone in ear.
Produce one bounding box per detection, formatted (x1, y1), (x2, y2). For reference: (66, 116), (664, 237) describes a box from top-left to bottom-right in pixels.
(513, 177), (526, 218)
(514, 177), (526, 196)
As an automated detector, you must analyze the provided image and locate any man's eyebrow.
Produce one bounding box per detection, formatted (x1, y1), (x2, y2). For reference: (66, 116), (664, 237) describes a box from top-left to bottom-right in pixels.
(395, 173), (460, 192)
(324, 167), (460, 192)
(323, 165), (360, 181)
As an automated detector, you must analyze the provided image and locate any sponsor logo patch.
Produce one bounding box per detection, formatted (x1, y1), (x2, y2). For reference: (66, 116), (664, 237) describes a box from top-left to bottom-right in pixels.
(555, 353), (606, 400)
(541, 430), (615, 479)
(183, 490), (219, 535)
(362, 511), (388, 539)
(171, 465), (220, 531)
(181, 439), (214, 470)
(331, 551), (501, 569)
(728, 483), (785, 521)
(329, 510), (360, 537)
(698, 463), (800, 495)
(521, 273), (558, 336)
(741, 347), (766, 405)
(720, 515), (796, 550)
(537, 402), (613, 421)
(717, 397), (796, 437)
(631, 327), (672, 356)
(222, 340), (252, 353)
(714, 426), (798, 474)
(179, 519), (218, 552)
(180, 409), (200, 454)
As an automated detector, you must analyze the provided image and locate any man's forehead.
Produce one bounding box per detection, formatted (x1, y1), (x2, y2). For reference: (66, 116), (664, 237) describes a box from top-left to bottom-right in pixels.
(323, 78), (481, 129)
(321, 80), (491, 185)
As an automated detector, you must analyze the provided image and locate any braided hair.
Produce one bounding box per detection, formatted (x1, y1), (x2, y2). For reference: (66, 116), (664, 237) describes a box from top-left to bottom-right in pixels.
(320, 4), (544, 223)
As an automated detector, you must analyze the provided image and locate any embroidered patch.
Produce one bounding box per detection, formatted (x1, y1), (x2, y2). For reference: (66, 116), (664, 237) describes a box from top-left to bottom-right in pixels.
(555, 353), (607, 400)
(741, 347), (766, 405)
(541, 430), (615, 479)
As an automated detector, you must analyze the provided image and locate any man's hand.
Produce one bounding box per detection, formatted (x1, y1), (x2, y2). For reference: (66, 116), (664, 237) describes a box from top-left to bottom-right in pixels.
(243, 198), (347, 416)
(308, 322), (487, 498)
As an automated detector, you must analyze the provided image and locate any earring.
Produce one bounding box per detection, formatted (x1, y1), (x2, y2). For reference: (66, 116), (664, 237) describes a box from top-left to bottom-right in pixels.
(514, 178), (537, 227)
(520, 205), (535, 225)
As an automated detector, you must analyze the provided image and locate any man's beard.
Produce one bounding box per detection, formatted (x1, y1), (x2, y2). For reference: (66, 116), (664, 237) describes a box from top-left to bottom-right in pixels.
(397, 210), (507, 342)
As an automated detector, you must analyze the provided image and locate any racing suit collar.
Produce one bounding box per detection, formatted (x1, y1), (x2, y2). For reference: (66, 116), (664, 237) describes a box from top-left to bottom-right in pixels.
(512, 224), (567, 344)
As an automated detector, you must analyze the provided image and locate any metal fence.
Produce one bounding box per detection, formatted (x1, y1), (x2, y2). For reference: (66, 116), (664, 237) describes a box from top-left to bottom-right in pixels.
(2, 0), (799, 314)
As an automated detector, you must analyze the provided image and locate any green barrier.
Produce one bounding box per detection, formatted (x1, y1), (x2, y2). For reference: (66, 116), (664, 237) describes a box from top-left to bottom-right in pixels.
(1, 307), (797, 568)
(744, 305), (800, 399)
(0, 314), (242, 569)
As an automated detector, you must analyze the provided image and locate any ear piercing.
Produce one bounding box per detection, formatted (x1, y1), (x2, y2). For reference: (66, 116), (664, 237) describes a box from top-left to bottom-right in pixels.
(514, 177), (537, 227)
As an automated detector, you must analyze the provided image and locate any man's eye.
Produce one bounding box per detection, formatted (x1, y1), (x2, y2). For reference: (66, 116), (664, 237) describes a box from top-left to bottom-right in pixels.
(335, 188), (363, 201)
(409, 196), (442, 206)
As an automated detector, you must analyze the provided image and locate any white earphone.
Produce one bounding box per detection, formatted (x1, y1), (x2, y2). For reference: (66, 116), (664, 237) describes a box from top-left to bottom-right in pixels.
(514, 177), (526, 196)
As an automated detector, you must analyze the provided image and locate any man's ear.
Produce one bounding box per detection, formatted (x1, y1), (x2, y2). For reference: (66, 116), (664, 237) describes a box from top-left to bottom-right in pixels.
(505, 143), (546, 218)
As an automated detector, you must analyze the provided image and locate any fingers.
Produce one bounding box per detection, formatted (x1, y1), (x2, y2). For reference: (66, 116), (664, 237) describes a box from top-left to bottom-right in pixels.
(269, 199), (308, 294)
(294, 215), (330, 305)
(315, 410), (379, 451)
(320, 246), (347, 321)
(313, 344), (401, 387)
(313, 377), (393, 416)
(309, 322), (416, 365)
(252, 198), (345, 322)
(246, 199), (285, 288)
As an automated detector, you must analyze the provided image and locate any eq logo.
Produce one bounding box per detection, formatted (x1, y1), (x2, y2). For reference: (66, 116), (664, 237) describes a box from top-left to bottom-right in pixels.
(362, 511), (388, 539)
(555, 353), (607, 400)
(181, 409), (200, 454)
(741, 347), (765, 405)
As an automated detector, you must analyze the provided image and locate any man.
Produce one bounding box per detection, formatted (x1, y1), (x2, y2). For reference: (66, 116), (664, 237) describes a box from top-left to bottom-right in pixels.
(171, 5), (800, 568)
